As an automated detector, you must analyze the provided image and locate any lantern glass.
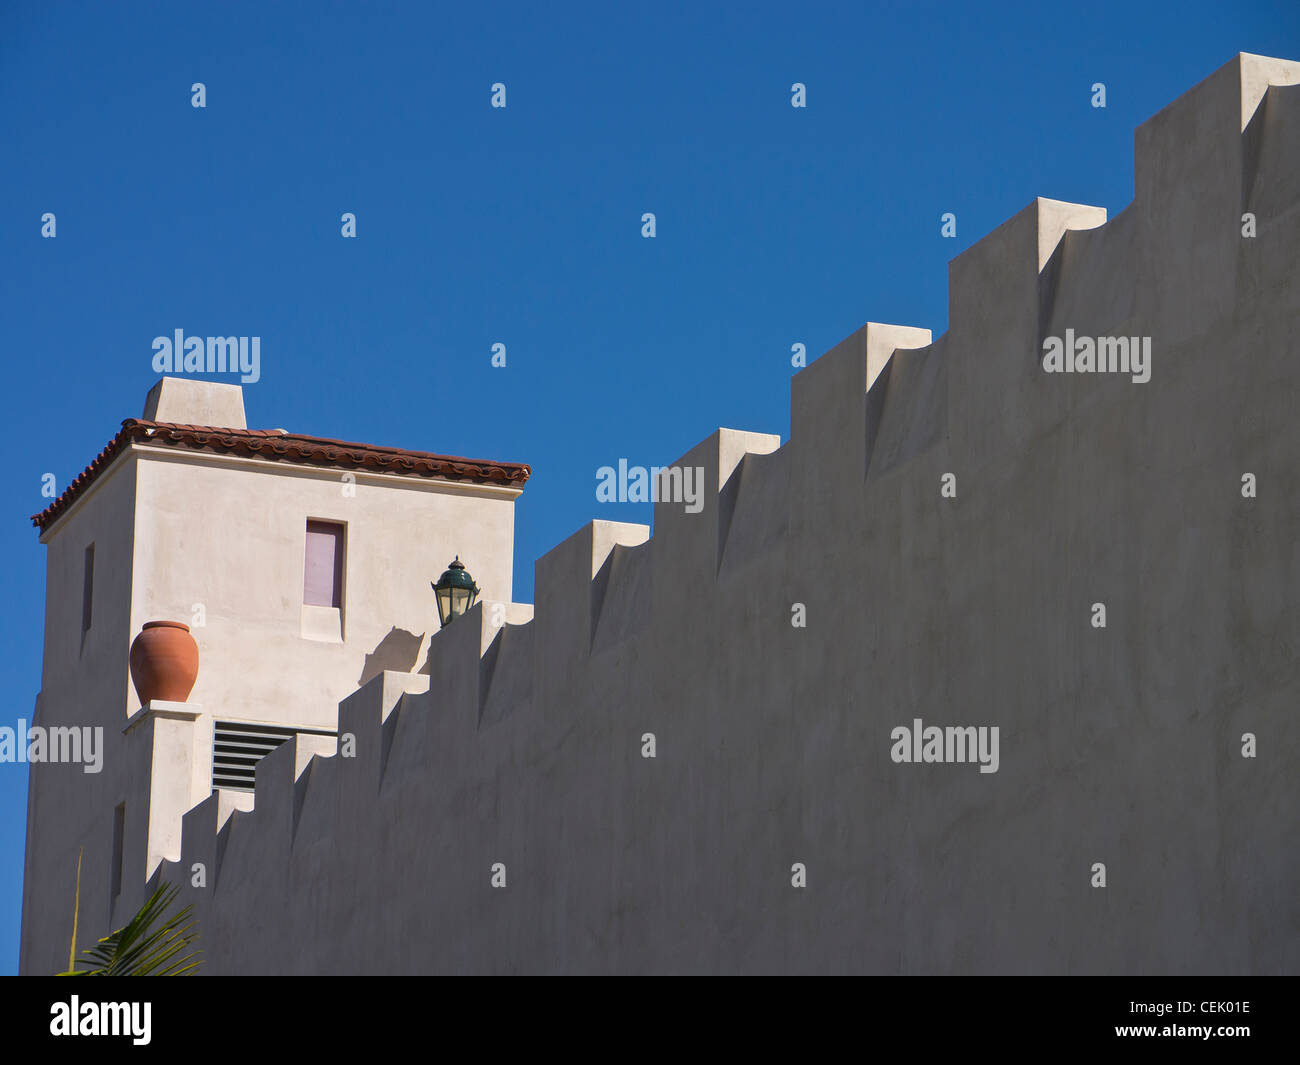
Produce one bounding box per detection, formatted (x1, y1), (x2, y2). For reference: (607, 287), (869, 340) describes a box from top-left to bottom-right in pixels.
(452, 586), (472, 615)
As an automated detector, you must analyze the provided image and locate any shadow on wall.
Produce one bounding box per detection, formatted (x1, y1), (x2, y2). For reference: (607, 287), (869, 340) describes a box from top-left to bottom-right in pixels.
(358, 627), (425, 687)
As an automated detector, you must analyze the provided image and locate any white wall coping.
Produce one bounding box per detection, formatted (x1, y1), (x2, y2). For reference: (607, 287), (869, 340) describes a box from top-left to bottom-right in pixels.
(123, 700), (203, 735)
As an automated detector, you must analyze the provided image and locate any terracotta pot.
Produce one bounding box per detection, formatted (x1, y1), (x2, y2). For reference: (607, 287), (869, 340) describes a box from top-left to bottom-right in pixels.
(129, 621), (199, 705)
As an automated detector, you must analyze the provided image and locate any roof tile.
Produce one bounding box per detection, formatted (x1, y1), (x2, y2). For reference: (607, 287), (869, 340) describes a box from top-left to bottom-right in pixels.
(31, 419), (531, 533)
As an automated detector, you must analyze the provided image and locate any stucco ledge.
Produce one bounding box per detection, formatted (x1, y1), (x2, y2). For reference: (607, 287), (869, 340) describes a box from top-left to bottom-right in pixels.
(123, 700), (203, 735)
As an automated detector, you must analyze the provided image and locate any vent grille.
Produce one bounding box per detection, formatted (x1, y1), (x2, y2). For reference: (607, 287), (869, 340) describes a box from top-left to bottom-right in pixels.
(212, 721), (334, 792)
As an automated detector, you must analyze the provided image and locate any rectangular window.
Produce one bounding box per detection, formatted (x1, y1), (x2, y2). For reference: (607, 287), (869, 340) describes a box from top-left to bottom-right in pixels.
(303, 520), (345, 608)
(110, 803), (125, 900)
(81, 544), (95, 634)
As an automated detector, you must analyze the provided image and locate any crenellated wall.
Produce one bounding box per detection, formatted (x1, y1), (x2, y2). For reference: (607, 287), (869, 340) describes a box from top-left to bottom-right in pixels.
(50, 53), (1300, 973)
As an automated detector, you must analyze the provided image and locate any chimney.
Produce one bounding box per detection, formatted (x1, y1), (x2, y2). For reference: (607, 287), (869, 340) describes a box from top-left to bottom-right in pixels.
(142, 377), (247, 429)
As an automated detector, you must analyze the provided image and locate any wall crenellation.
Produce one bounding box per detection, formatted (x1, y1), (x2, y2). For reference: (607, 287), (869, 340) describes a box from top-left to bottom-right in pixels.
(59, 53), (1300, 974)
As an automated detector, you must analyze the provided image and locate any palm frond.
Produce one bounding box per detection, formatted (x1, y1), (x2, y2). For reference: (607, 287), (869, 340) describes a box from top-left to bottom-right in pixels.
(68, 882), (202, 976)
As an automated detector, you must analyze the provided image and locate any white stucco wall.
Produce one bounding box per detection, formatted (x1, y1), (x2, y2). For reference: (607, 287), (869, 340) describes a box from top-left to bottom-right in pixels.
(21, 52), (1300, 976)
(21, 418), (523, 974)
(123, 54), (1298, 976)
(128, 447), (519, 731)
(22, 458), (139, 976)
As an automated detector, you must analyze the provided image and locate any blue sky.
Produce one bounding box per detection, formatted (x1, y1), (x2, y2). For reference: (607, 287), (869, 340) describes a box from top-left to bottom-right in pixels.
(1, 0), (1295, 972)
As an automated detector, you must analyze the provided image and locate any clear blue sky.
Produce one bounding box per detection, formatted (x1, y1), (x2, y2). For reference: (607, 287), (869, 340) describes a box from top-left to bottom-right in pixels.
(1, 0), (1295, 973)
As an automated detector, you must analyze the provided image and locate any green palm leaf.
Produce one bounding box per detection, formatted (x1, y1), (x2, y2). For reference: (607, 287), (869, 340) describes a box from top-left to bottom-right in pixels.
(63, 883), (201, 976)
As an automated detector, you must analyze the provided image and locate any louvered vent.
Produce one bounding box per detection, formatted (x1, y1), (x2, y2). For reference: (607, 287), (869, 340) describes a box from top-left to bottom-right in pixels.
(212, 721), (336, 792)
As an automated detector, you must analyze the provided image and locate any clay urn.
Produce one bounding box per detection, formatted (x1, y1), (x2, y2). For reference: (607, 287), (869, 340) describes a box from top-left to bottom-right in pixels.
(129, 621), (199, 705)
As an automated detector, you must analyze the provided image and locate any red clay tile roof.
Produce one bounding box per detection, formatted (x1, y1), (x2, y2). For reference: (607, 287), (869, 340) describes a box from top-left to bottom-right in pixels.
(31, 419), (531, 533)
